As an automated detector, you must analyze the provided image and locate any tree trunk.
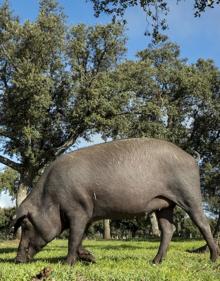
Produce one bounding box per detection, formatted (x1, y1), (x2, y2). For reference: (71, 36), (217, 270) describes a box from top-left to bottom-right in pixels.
(103, 219), (111, 240)
(213, 210), (220, 238)
(16, 182), (28, 207)
(131, 228), (137, 238)
(15, 181), (29, 239)
(149, 212), (160, 237)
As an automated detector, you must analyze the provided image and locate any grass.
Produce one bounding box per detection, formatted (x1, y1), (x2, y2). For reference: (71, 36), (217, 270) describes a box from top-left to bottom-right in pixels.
(0, 239), (219, 281)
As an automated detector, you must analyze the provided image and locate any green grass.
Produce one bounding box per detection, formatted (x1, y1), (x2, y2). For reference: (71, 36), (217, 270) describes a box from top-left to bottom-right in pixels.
(0, 239), (219, 281)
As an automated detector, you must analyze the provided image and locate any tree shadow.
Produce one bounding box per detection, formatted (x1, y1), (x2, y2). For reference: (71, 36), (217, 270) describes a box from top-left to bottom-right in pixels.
(34, 256), (66, 264)
(0, 247), (17, 254)
(0, 256), (66, 264)
(0, 257), (15, 263)
(44, 243), (159, 252)
(87, 244), (158, 250)
(0, 253), (157, 265)
(98, 255), (148, 262)
(0, 242), (159, 265)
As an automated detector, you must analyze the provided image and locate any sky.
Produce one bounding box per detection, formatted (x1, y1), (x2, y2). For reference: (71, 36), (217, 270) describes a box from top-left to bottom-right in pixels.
(0, 0), (220, 65)
(0, 0), (220, 207)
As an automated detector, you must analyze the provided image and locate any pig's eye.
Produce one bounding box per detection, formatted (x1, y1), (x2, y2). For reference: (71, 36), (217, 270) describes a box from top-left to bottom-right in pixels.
(21, 219), (29, 229)
(21, 224), (27, 230)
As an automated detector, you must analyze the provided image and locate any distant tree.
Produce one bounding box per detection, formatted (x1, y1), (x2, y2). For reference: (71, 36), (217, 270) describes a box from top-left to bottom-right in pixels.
(0, 167), (24, 234)
(0, 167), (18, 198)
(0, 207), (15, 239)
(149, 213), (160, 237)
(103, 219), (111, 239)
(110, 216), (151, 239)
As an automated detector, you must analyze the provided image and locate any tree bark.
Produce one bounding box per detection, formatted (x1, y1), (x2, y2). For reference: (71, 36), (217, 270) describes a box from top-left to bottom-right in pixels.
(15, 181), (29, 239)
(149, 212), (160, 237)
(213, 210), (220, 238)
(103, 219), (111, 240)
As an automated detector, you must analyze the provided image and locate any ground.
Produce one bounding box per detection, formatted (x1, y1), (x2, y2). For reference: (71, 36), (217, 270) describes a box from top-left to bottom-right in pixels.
(0, 239), (219, 281)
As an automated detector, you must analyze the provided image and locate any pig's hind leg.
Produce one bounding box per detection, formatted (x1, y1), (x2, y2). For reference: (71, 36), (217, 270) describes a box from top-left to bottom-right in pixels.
(183, 203), (218, 262)
(152, 206), (175, 264)
(145, 197), (175, 264)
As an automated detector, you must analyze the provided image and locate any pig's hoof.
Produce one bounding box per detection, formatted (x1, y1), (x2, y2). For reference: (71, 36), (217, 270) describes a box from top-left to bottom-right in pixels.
(78, 253), (96, 263)
(66, 256), (77, 266)
(152, 257), (162, 265)
(15, 258), (26, 264)
(210, 252), (218, 262)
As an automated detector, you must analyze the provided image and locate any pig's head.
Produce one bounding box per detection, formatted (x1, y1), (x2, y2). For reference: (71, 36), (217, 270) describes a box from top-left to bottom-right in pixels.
(14, 215), (47, 263)
(13, 204), (61, 263)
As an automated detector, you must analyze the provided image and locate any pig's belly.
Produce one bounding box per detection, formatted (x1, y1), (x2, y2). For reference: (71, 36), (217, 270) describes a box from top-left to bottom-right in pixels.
(92, 182), (168, 219)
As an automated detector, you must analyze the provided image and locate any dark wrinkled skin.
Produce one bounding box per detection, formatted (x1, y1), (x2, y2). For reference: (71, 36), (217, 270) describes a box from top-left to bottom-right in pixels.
(14, 138), (218, 265)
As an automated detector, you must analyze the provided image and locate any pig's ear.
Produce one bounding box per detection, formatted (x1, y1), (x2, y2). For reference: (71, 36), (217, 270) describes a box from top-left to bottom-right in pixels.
(10, 206), (28, 234)
(12, 215), (27, 234)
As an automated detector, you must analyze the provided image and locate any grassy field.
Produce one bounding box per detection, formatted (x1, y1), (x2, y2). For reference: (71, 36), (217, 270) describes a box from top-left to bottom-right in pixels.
(0, 239), (219, 281)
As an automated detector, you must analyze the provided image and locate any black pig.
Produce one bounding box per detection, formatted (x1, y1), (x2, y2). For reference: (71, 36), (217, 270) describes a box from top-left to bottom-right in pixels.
(13, 138), (218, 265)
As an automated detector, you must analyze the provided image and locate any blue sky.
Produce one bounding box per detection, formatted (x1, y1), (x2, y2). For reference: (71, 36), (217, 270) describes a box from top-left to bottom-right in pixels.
(0, 0), (220, 207)
(1, 0), (220, 65)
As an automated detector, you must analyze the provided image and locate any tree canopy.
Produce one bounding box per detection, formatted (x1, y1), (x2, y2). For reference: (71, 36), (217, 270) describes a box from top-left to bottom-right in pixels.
(0, 0), (129, 209)
(96, 37), (220, 235)
(0, 0), (219, 237)
(0, 167), (18, 197)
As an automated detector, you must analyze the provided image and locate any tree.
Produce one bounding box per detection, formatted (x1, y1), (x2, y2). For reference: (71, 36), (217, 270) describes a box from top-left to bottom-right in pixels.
(1, 0), (219, 242)
(0, 0), (67, 203)
(95, 37), (220, 240)
(186, 59), (220, 251)
(149, 213), (160, 237)
(99, 37), (219, 148)
(0, 207), (15, 239)
(0, 167), (19, 198)
(0, 0), (128, 208)
(90, 0), (220, 38)
(103, 219), (111, 239)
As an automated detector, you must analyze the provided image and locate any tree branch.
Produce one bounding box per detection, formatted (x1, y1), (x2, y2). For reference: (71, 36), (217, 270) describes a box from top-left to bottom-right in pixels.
(1, 45), (20, 73)
(0, 154), (22, 172)
(0, 61), (9, 90)
(55, 109), (150, 157)
(0, 128), (16, 140)
(37, 125), (87, 171)
(55, 126), (85, 157)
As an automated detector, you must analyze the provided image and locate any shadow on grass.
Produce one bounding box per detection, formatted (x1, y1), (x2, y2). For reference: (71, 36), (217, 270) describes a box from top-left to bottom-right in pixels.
(32, 254), (158, 264)
(0, 257), (15, 263)
(86, 244), (158, 251)
(34, 256), (66, 264)
(98, 255), (152, 263)
(0, 255), (152, 265)
(0, 256), (66, 264)
(0, 256), (95, 265)
(0, 247), (17, 254)
(46, 244), (159, 252)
